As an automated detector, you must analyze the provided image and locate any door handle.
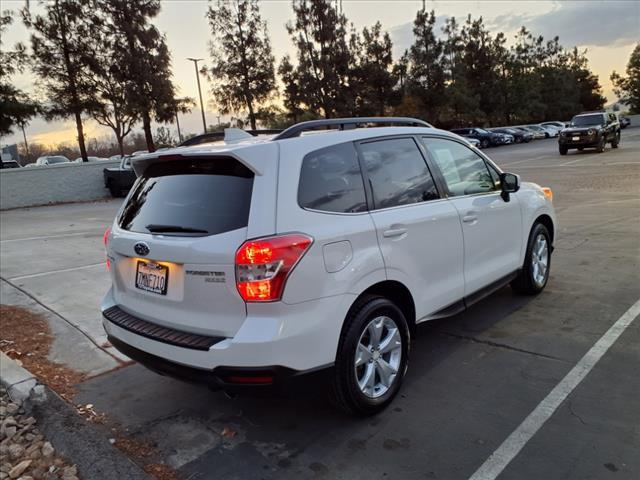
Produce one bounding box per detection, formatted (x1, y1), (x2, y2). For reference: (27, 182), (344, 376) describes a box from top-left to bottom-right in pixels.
(383, 228), (407, 238)
(462, 214), (478, 223)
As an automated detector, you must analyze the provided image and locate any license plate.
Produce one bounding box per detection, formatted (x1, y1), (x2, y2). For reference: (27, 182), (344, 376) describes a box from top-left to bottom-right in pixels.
(135, 261), (168, 295)
(572, 136), (580, 141)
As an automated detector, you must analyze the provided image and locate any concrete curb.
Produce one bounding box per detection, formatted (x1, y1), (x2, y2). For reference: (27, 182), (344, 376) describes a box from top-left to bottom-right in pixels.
(1, 352), (151, 479)
(0, 351), (41, 404)
(28, 384), (152, 480)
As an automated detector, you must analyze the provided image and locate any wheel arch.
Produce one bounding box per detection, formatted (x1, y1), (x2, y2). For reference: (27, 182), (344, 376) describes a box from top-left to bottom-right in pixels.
(345, 280), (417, 336)
(534, 213), (554, 244)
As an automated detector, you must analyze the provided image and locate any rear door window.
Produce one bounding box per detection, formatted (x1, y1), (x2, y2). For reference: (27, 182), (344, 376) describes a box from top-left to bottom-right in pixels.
(359, 137), (439, 209)
(298, 142), (367, 213)
(119, 158), (253, 236)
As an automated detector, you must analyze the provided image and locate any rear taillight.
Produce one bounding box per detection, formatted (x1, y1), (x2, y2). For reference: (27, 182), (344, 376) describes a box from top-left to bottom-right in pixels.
(103, 226), (111, 270)
(235, 234), (313, 302)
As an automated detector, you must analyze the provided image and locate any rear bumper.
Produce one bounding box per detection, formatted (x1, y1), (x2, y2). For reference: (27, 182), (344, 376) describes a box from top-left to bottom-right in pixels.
(108, 335), (332, 393)
(102, 288), (355, 373)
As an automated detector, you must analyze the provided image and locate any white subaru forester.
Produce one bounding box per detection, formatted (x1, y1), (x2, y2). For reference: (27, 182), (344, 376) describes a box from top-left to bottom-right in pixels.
(102, 118), (555, 415)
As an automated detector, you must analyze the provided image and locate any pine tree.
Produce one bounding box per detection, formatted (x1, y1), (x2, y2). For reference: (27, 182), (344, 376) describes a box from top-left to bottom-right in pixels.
(611, 43), (640, 113)
(278, 56), (304, 123)
(0, 11), (39, 138)
(285, 0), (352, 118)
(98, 0), (181, 152)
(350, 22), (397, 116)
(205, 0), (276, 130)
(406, 9), (446, 123)
(22, 0), (97, 160)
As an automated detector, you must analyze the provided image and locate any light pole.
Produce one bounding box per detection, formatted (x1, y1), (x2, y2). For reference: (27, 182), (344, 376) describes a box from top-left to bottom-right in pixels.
(187, 57), (207, 133)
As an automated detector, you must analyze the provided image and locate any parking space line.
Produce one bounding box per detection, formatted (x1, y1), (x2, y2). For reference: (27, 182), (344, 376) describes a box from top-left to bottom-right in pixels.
(0, 231), (99, 243)
(9, 262), (106, 281)
(559, 156), (594, 166)
(500, 158), (537, 167)
(514, 162), (639, 169)
(468, 298), (640, 480)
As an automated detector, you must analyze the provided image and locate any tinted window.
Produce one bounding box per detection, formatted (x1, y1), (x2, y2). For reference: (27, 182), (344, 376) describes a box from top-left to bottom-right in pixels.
(572, 114), (604, 126)
(422, 137), (496, 196)
(49, 156), (68, 164)
(298, 143), (367, 213)
(119, 158), (253, 236)
(359, 138), (438, 209)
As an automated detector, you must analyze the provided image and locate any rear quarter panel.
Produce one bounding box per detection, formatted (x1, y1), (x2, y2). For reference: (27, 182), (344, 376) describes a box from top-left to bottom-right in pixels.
(275, 139), (386, 305)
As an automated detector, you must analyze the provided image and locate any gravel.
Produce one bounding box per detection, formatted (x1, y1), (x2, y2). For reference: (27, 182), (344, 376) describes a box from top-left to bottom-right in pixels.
(0, 388), (79, 480)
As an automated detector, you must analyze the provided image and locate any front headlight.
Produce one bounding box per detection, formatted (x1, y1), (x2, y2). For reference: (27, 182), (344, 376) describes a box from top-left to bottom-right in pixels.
(587, 129), (595, 136)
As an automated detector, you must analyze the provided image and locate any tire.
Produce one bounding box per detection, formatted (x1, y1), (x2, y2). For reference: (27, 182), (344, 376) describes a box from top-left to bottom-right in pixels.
(329, 295), (410, 416)
(612, 133), (620, 148)
(511, 223), (551, 295)
(108, 182), (121, 198)
(481, 139), (490, 149)
(596, 136), (606, 153)
(559, 145), (568, 155)
(577, 147), (584, 151)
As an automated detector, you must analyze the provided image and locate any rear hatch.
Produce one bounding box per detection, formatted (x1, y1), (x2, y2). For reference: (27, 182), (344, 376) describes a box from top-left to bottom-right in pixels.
(108, 155), (259, 338)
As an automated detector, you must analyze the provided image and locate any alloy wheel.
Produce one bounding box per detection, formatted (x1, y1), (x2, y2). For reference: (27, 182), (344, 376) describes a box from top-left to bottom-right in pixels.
(354, 316), (402, 398)
(531, 234), (549, 287)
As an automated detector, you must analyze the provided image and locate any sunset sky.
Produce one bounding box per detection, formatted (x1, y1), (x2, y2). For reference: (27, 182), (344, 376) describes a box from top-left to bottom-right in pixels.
(2, 0), (639, 148)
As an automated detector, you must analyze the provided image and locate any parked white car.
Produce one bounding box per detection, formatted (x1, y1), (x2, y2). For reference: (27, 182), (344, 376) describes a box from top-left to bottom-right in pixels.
(35, 155), (70, 166)
(541, 121), (567, 130)
(102, 118), (556, 415)
(74, 156), (108, 163)
(527, 124), (558, 138)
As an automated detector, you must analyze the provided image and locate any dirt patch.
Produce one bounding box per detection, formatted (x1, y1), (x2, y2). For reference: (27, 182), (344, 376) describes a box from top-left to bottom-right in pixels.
(143, 464), (179, 480)
(113, 433), (178, 480)
(0, 305), (85, 400)
(1, 305), (178, 479)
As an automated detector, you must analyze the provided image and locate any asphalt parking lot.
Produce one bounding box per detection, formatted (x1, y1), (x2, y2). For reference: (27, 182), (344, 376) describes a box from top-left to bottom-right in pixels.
(1, 129), (639, 480)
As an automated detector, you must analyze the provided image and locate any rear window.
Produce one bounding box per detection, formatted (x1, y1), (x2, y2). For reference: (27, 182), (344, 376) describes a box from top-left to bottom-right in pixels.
(119, 158), (253, 236)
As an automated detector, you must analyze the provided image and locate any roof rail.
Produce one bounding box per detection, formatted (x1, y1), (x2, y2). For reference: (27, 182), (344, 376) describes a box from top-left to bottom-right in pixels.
(179, 129), (283, 147)
(272, 117), (433, 140)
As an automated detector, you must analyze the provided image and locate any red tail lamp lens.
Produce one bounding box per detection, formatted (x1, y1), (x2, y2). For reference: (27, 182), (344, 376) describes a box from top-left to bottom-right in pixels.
(226, 376), (274, 384)
(235, 234), (313, 302)
(104, 227), (111, 270)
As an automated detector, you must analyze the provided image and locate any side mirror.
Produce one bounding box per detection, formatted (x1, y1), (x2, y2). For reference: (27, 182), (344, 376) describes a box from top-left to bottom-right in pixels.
(500, 172), (520, 201)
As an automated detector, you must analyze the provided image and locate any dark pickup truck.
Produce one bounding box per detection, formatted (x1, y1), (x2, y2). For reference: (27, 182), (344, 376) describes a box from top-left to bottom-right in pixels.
(104, 156), (136, 197)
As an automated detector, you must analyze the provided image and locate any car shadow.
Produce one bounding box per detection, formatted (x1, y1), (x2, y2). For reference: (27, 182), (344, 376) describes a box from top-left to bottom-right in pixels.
(75, 286), (537, 477)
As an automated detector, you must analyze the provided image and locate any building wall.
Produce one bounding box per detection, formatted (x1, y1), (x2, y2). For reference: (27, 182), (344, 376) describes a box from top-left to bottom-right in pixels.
(0, 160), (120, 210)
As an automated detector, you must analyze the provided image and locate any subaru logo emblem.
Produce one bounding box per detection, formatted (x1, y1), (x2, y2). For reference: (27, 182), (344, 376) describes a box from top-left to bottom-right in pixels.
(134, 242), (150, 256)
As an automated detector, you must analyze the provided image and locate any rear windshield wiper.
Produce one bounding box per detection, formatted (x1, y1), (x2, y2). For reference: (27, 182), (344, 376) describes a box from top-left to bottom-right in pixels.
(145, 224), (209, 234)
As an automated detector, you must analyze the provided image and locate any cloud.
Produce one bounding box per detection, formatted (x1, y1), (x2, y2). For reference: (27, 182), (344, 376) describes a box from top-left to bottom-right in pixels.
(389, 1), (639, 57)
(488, 1), (640, 48)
